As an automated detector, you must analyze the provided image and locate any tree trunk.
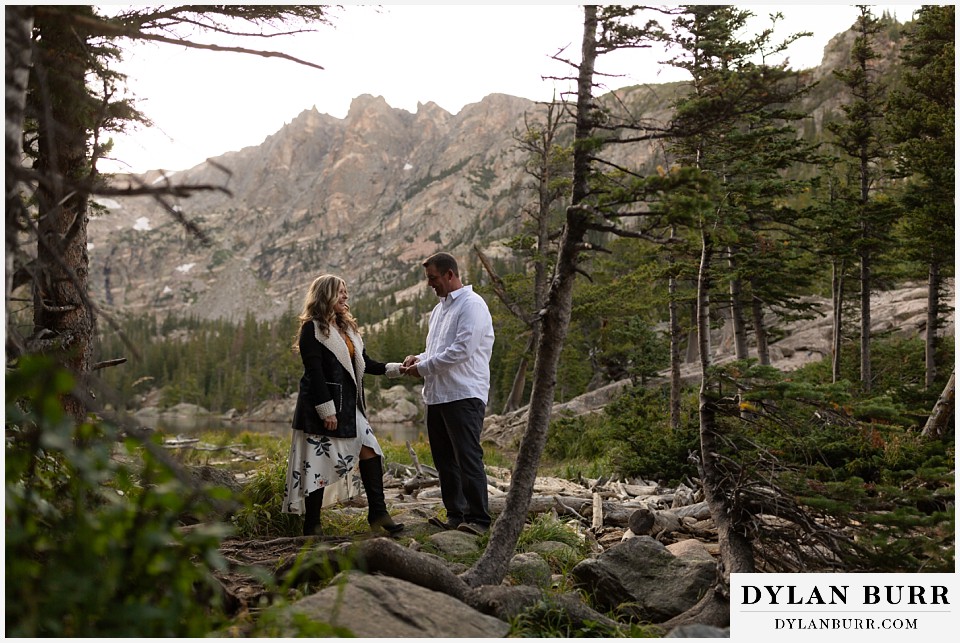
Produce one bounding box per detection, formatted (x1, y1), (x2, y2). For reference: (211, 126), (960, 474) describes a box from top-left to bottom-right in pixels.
(5, 5), (34, 356)
(662, 586), (731, 629)
(502, 336), (533, 414)
(751, 293), (770, 366)
(669, 268), (682, 431)
(32, 7), (98, 418)
(727, 251), (749, 360)
(462, 5), (598, 588)
(921, 368), (954, 439)
(860, 248), (871, 392)
(831, 260), (844, 384)
(532, 106), (556, 320)
(697, 222), (755, 590)
(925, 261), (940, 390)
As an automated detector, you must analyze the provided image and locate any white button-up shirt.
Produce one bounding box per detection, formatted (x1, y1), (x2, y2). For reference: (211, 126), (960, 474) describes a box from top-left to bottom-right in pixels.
(417, 285), (495, 405)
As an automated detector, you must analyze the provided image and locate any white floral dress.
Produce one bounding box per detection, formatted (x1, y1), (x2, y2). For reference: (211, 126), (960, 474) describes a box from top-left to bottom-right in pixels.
(283, 406), (383, 513)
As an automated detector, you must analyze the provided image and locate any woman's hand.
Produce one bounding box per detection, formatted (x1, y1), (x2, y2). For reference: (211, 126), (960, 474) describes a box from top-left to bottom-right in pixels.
(323, 415), (338, 431)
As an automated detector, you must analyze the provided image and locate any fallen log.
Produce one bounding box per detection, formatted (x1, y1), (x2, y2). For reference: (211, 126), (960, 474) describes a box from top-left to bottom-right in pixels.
(554, 495), (590, 523)
(621, 483), (660, 497)
(487, 494), (592, 516)
(163, 437), (200, 447)
(405, 440), (426, 476)
(402, 476), (440, 495)
(594, 504), (641, 527)
(671, 501), (711, 521)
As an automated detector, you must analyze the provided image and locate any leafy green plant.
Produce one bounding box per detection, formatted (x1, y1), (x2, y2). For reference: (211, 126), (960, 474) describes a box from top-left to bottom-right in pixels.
(5, 355), (231, 637)
(600, 385), (700, 484)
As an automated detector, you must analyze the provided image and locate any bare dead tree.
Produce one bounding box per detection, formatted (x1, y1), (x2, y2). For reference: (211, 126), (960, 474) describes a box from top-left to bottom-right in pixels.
(477, 100), (571, 414)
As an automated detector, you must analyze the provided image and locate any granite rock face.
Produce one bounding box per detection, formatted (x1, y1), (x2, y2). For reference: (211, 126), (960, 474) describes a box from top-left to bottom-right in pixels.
(90, 93), (544, 322)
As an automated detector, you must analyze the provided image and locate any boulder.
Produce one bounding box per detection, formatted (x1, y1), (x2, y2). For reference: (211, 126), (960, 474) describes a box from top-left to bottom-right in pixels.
(132, 406), (160, 424)
(526, 540), (580, 567)
(571, 536), (716, 624)
(279, 570), (510, 637)
(427, 530), (482, 557)
(507, 552), (553, 588)
(482, 379), (631, 449)
(245, 394), (296, 423)
(666, 538), (715, 563)
(368, 384), (422, 424)
(164, 402), (213, 418)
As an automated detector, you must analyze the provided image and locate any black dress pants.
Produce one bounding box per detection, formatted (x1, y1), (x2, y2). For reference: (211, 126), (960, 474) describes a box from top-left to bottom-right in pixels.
(426, 398), (490, 527)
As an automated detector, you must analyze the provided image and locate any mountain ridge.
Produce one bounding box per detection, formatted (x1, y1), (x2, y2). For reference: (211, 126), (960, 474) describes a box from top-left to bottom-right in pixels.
(88, 20), (904, 323)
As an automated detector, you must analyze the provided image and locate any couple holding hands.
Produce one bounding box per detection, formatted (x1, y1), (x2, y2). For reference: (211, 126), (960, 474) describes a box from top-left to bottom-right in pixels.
(282, 252), (495, 538)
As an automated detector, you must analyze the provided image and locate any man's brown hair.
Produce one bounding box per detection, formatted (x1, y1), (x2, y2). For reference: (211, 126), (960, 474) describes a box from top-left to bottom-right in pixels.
(422, 252), (459, 277)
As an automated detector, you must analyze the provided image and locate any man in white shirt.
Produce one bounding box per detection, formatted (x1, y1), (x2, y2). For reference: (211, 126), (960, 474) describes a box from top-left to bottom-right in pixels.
(402, 252), (495, 535)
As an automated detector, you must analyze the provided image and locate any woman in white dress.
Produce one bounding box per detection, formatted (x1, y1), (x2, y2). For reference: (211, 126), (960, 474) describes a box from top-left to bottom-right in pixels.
(283, 274), (405, 536)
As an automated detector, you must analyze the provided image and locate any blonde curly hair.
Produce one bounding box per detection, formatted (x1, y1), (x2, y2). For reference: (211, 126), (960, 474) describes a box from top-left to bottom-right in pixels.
(292, 274), (359, 351)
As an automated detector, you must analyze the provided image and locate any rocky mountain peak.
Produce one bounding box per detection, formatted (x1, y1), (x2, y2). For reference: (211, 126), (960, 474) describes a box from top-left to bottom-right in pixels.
(346, 93), (398, 120)
(89, 20), (910, 323)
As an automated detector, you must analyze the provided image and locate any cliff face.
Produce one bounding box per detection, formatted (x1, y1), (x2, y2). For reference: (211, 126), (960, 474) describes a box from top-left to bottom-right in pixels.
(91, 92), (539, 321)
(88, 20), (905, 322)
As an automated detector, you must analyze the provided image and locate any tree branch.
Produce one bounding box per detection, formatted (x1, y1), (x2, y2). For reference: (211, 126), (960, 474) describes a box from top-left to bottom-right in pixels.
(35, 7), (326, 71)
(473, 245), (534, 325)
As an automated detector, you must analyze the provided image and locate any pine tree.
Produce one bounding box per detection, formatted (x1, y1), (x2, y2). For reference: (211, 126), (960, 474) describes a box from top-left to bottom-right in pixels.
(808, 159), (861, 383)
(464, 4), (623, 587)
(826, 6), (900, 392)
(647, 5), (827, 621)
(887, 5), (955, 389)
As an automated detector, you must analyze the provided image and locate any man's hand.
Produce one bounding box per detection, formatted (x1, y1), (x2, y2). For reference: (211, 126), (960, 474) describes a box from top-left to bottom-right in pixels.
(400, 355), (422, 378)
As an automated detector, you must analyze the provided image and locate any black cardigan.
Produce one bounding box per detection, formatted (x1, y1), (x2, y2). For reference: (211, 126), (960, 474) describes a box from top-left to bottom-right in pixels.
(291, 320), (388, 439)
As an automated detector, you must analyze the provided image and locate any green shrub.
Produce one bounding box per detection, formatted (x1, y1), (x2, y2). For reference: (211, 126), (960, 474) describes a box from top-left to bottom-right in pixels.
(605, 385), (700, 484)
(232, 454), (302, 538)
(544, 414), (608, 462)
(5, 356), (231, 637)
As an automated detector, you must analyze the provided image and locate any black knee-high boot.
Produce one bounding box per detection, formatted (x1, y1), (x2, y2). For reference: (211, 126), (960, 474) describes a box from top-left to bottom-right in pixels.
(358, 457), (404, 534)
(302, 487), (324, 536)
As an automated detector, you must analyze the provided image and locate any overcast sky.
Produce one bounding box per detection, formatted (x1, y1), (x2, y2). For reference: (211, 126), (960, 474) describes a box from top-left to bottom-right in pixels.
(100, 2), (923, 175)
